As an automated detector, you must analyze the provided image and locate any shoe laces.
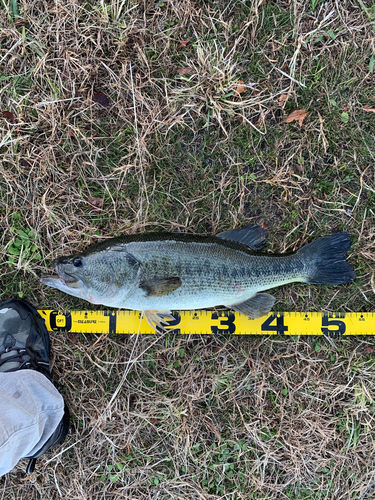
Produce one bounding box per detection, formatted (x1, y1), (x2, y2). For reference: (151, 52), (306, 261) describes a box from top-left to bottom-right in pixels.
(0, 346), (33, 372)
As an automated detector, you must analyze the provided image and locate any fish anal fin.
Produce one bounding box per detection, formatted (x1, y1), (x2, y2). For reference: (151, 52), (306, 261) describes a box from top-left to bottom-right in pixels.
(140, 276), (181, 297)
(216, 224), (267, 250)
(144, 310), (175, 331)
(229, 293), (276, 319)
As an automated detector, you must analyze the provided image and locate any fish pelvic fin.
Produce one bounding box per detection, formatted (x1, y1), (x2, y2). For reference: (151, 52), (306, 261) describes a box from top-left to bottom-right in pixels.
(297, 233), (356, 285)
(228, 293), (276, 319)
(140, 276), (182, 297)
(216, 224), (267, 250)
(144, 310), (175, 331)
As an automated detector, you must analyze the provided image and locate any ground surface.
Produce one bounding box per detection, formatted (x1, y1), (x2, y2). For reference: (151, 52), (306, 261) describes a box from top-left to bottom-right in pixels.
(1, 0), (375, 498)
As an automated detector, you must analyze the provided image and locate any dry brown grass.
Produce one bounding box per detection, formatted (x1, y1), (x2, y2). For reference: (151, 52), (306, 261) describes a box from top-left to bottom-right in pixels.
(1, 0), (375, 498)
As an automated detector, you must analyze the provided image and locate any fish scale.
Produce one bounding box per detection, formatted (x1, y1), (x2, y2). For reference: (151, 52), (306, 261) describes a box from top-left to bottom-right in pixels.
(123, 240), (302, 310)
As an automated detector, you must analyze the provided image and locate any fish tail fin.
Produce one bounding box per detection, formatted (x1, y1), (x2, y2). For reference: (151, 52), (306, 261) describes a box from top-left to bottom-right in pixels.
(297, 233), (356, 285)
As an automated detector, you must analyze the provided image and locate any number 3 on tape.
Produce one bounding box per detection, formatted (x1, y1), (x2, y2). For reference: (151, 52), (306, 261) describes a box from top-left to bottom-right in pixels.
(211, 312), (236, 334)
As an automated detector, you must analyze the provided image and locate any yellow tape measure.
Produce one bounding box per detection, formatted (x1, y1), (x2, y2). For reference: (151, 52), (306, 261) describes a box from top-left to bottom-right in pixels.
(37, 310), (375, 336)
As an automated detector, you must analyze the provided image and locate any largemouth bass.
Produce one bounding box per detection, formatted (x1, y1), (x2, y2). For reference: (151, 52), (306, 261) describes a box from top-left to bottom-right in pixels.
(41, 226), (356, 330)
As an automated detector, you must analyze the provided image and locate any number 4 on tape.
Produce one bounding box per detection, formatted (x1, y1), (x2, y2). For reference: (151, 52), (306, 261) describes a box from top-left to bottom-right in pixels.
(261, 314), (288, 335)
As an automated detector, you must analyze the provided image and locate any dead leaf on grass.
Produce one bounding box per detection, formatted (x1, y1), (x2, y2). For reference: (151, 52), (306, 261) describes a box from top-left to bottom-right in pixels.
(285, 109), (308, 127)
(178, 40), (189, 49)
(87, 197), (104, 211)
(92, 92), (110, 108)
(2, 111), (16, 123)
(20, 158), (32, 168)
(234, 80), (247, 96)
(278, 94), (289, 106)
(176, 67), (194, 75)
(363, 106), (375, 113)
(295, 163), (304, 173)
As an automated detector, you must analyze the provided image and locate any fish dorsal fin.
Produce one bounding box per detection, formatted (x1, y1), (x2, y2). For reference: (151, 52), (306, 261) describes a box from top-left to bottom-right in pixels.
(140, 277), (182, 297)
(216, 224), (267, 250)
(228, 293), (275, 319)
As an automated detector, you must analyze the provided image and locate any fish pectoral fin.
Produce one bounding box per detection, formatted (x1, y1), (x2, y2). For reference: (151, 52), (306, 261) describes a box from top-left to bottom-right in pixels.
(144, 310), (175, 331)
(139, 276), (182, 297)
(229, 293), (276, 319)
(216, 224), (267, 250)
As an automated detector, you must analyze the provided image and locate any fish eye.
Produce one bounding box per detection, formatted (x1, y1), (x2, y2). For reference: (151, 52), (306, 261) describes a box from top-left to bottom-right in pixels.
(73, 257), (83, 268)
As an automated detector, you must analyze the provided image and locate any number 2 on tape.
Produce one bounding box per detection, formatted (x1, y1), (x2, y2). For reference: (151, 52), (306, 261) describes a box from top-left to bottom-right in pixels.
(156, 312), (181, 333)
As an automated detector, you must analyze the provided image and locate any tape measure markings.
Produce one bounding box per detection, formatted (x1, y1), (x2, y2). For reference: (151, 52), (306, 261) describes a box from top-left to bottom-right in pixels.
(37, 310), (375, 336)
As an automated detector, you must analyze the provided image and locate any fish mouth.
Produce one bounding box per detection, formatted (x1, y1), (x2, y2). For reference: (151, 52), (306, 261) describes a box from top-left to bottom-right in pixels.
(41, 261), (83, 289)
(57, 273), (78, 286)
(41, 273), (82, 289)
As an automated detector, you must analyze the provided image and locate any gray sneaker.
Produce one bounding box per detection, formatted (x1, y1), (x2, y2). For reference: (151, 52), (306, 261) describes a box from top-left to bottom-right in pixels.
(0, 298), (70, 473)
(0, 299), (50, 375)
